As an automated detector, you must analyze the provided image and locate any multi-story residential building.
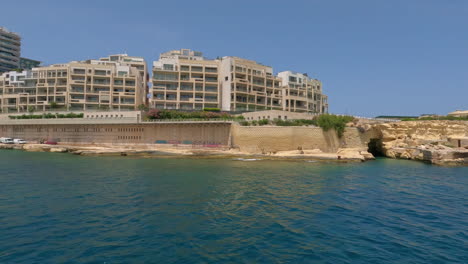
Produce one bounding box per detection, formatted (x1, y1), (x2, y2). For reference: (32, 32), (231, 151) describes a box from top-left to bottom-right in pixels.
(219, 57), (283, 112)
(0, 27), (21, 73)
(150, 49), (328, 114)
(277, 71), (328, 113)
(151, 49), (220, 110)
(0, 56), (145, 113)
(99, 54), (148, 104)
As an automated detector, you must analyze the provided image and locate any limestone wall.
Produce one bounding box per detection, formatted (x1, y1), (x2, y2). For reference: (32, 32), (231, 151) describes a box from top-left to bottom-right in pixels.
(231, 125), (367, 153)
(0, 123), (232, 146)
(373, 121), (468, 144)
(0, 121), (372, 154)
(367, 121), (468, 164)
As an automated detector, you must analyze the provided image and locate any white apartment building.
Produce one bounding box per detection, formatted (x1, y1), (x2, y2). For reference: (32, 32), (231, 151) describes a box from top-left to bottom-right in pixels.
(277, 71), (328, 113)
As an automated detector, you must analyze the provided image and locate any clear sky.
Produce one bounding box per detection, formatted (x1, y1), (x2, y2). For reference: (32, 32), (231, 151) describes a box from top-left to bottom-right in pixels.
(2, 0), (467, 117)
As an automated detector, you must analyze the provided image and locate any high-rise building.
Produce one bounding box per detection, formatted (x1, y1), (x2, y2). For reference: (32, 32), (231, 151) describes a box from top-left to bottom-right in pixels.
(0, 27), (21, 73)
(150, 49), (328, 114)
(0, 56), (146, 113)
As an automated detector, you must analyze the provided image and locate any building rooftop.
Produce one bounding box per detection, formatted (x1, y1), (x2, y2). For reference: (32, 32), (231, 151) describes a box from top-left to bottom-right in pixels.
(0, 26), (20, 37)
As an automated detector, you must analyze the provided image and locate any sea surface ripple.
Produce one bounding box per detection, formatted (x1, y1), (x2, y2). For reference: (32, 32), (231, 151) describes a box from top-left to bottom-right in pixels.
(0, 151), (466, 263)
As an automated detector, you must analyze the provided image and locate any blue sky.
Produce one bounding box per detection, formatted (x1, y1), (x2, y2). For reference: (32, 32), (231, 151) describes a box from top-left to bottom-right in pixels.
(2, 0), (467, 116)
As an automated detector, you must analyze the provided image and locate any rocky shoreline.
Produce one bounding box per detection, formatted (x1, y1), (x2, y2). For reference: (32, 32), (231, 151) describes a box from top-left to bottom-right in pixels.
(364, 120), (468, 166)
(0, 143), (374, 162)
(1, 120), (467, 166)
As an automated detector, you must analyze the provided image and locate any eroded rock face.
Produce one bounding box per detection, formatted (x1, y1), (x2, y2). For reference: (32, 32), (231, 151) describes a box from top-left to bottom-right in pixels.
(337, 147), (375, 161)
(369, 121), (468, 165)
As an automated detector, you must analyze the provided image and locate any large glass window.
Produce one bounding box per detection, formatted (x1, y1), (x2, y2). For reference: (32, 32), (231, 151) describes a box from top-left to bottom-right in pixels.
(163, 64), (174, 71)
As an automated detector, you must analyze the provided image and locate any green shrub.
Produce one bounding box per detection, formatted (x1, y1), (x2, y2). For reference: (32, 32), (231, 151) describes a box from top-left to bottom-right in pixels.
(8, 113), (84, 119)
(239, 121), (250, 126)
(273, 119), (316, 127)
(203, 107), (221, 112)
(316, 114), (354, 138)
(144, 109), (238, 120)
(402, 116), (468, 121)
(43, 113), (56, 119)
(258, 119), (269, 125)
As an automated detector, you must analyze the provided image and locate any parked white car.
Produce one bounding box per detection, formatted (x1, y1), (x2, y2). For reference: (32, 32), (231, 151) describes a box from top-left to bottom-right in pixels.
(0, 137), (14, 144)
(13, 139), (27, 144)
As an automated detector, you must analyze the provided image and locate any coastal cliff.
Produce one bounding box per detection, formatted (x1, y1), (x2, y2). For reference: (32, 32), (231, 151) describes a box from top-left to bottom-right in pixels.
(367, 121), (468, 165)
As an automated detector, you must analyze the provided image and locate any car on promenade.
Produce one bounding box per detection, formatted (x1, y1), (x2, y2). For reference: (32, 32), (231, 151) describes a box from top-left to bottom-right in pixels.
(13, 139), (27, 144)
(44, 140), (58, 145)
(0, 137), (14, 144)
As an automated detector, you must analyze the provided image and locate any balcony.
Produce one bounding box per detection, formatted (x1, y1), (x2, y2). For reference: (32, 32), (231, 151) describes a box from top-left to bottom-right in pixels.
(93, 81), (110, 85)
(70, 99), (85, 103)
(72, 70), (86, 75)
(236, 88), (248, 93)
(179, 85), (192, 91)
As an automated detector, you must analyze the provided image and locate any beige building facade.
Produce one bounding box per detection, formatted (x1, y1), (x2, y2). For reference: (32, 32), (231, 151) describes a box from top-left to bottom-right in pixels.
(219, 56), (283, 112)
(277, 71), (328, 113)
(151, 49), (220, 110)
(0, 55), (146, 113)
(150, 49), (328, 114)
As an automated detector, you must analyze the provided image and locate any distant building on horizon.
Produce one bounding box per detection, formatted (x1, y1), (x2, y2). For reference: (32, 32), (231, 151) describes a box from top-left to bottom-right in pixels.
(448, 110), (468, 118)
(19, 57), (41, 70)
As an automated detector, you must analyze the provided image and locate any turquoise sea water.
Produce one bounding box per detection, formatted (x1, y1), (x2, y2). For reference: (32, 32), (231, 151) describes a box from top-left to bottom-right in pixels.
(0, 151), (466, 263)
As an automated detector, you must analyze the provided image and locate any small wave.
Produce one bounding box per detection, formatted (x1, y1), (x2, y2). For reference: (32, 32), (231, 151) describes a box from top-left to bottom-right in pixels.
(233, 158), (261, 161)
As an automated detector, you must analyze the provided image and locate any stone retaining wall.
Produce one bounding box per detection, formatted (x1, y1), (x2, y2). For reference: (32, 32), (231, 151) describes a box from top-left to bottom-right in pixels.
(0, 123), (232, 147)
(231, 125), (367, 153)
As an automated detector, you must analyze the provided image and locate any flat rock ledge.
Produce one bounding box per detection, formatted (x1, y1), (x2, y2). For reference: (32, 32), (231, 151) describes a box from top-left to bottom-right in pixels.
(0, 143), (374, 162)
(385, 145), (468, 166)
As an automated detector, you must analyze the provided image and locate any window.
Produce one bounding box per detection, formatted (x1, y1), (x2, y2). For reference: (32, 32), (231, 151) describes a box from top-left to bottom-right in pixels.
(225, 76), (228, 81)
(163, 64), (174, 71)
